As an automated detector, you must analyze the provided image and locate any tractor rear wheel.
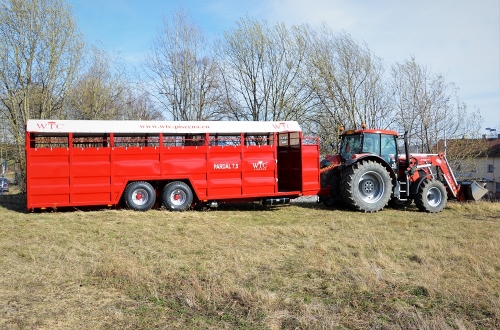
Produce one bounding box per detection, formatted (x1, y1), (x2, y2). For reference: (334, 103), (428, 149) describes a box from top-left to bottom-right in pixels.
(415, 179), (447, 213)
(341, 160), (392, 212)
(324, 169), (344, 207)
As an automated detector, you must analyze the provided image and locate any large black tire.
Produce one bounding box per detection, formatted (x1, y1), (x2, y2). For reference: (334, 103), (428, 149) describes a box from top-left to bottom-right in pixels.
(341, 160), (392, 212)
(124, 181), (156, 211)
(162, 181), (193, 211)
(320, 159), (333, 188)
(324, 169), (345, 208)
(415, 179), (447, 213)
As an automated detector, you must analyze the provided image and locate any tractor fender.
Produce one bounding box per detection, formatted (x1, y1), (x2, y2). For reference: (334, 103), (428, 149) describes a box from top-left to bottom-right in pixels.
(408, 171), (430, 196)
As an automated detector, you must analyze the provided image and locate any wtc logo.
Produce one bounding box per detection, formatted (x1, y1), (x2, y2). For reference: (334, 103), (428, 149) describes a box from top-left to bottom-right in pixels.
(252, 161), (268, 171)
(36, 121), (64, 129)
(271, 122), (292, 130)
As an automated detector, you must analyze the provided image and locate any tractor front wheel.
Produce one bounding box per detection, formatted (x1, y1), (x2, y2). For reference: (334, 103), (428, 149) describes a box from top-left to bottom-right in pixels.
(341, 160), (392, 212)
(415, 179), (447, 213)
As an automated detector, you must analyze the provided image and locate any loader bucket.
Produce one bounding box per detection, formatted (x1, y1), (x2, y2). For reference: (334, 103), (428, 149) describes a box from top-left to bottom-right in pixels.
(461, 181), (489, 201)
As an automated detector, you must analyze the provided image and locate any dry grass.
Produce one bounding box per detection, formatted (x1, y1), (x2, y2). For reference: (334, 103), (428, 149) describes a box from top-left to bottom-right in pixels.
(0, 191), (499, 329)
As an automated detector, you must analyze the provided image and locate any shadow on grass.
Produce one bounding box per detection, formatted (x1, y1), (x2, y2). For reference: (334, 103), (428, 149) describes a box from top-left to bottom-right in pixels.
(0, 192), (27, 213)
(289, 199), (423, 213)
(0, 193), (295, 214)
(0, 190), (123, 214)
(0, 192), (423, 214)
(198, 202), (287, 212)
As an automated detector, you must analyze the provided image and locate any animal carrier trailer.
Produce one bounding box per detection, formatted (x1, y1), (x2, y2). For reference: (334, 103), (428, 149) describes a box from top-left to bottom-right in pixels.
(25, 120), (320, 211)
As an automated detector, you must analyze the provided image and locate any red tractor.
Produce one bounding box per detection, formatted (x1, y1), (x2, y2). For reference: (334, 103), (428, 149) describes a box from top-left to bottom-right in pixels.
(318, 127), (488, 213)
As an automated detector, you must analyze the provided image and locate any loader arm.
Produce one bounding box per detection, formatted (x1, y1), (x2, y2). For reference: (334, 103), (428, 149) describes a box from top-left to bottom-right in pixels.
(423, 152), (487, 201)
(431, 152), (460, 198)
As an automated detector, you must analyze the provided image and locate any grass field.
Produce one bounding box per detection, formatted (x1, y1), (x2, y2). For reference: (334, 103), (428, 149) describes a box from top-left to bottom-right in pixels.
(0, 191), (499, 329)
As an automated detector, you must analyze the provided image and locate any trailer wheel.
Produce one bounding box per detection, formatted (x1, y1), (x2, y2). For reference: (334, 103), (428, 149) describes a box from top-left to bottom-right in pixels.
(162, 181), (193, 211)
(124, 181), (156, 211)
(415, 179), (447, 213)
(341, 160), (392, 212)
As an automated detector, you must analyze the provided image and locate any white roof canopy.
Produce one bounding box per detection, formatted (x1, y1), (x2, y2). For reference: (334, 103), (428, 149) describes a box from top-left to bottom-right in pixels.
(26, 120), (302, 134)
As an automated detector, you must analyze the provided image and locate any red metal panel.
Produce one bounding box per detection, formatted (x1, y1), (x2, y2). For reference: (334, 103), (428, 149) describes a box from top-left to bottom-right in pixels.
(28, 148), (70, 207)
(72, 150), (111, 176)
(241, 173), (276, 195)
(208, 172), (242, 196)
(72, 176), (110, 185)
(30, 192), (70, 206)
(110, 147), (161, 203)
(113, 147), (161, 177)
(162, 146), (208, 199)
(71, 148), (112, 203)
(25, 131), (32, 208)
(29, 177), (69, 194)
(109, 132), (116, 203)
(207, 147), (242, 197)
(241, 145), (276, 195)
(301, 144), (321, 194)
(112, 180), (127, 203)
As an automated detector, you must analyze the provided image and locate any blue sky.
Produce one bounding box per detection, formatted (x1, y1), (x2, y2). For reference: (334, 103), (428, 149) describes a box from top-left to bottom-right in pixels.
(67, 0), (500, 132)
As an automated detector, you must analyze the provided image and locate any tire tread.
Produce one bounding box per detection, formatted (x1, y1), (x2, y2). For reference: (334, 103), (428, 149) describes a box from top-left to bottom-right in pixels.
(340, 160), (392, 212)
(124, 181), (156, 211)
(415, 179), (447, 213)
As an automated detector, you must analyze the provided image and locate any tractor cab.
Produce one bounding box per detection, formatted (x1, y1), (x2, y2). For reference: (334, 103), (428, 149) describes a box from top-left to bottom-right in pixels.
(339, 129), (399, 168)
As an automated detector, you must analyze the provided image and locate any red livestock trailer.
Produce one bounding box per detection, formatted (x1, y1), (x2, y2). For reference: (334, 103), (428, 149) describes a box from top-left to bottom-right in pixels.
(25, 120), (322, 211)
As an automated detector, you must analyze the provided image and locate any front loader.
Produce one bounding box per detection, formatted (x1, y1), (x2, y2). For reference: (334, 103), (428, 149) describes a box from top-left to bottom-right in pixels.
(318, 127), (488, 213)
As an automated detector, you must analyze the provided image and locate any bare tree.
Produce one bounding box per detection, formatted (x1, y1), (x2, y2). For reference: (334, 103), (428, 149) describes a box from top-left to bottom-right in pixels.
(304, 26), (394, 152)
(144, 9), (222, 121)
(65, 46), (128, 120)
(390, 57), (483, 151)
(217, 18), (312, 122)
(121, 87), (163, 121)
(0, 0), (84, 189)
(266, 24), (314, 122)
(391, 57), (486, 178)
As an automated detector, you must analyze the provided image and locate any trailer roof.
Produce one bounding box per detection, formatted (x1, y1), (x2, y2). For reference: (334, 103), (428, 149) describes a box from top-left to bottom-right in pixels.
(26, 120), (302, 134)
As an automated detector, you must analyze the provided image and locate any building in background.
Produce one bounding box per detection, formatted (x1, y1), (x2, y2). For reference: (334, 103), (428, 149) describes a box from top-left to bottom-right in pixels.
(483, 135), (500, 198)
(433, 134), (500, 200)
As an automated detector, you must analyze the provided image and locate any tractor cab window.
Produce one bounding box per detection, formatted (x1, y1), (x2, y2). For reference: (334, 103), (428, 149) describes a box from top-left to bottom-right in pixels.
(340, 134), (362, 160)
(380, 134), (397, 166)
(362, 133), (380, 154)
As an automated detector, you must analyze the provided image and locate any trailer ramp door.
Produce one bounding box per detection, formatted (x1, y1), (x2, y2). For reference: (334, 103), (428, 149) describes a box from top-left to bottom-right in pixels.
(277, 132), (302, 192)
